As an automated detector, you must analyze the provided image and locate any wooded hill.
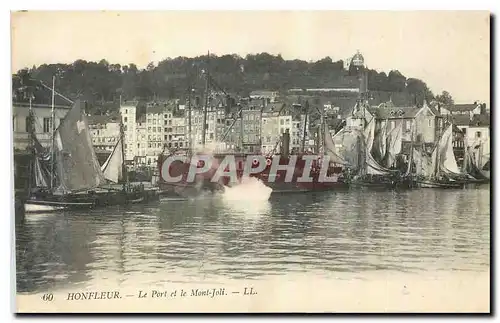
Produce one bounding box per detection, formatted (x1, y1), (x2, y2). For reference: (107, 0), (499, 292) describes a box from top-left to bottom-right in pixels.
(12, 52), (446, 111)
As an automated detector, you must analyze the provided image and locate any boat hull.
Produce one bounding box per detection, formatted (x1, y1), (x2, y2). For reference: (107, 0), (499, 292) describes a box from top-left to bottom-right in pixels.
(25, 199), (94, 213)
(417, 180), (463, 189)
(156, 153), (350, 197)
(24, 186), (159, 214)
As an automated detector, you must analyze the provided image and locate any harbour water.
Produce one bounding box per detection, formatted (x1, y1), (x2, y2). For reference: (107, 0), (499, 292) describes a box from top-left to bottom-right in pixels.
(15, 185), (490, 296)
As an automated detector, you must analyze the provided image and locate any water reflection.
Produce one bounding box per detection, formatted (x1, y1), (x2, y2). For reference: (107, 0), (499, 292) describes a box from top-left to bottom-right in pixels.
(16, 186), (490, 293)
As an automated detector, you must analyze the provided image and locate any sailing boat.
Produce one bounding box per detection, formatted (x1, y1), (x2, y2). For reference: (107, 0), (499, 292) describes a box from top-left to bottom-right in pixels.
(24, 99), (159, 213)
(339, 117), (407, 188)
(461, 146), (490, 184)
(413, 124), (466, 188)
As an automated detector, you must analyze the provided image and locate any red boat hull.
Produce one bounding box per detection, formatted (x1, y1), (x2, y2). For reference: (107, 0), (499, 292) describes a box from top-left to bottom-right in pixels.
(156, 153), (348, 196)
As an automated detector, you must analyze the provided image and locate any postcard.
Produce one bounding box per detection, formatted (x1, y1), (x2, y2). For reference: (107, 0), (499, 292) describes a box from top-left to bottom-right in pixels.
(11, 10), (490, 313)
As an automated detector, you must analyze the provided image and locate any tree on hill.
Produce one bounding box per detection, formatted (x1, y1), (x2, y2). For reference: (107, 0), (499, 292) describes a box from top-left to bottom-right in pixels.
(435, 90), (454, 107)
(12, 52), (440, 111)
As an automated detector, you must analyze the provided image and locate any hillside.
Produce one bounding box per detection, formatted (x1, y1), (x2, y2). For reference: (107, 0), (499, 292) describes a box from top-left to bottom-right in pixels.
(12, 52), (438, 110)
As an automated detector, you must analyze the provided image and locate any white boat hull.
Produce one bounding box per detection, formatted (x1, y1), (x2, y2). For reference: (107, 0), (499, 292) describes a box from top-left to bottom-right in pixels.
(24, 200), (94, 213)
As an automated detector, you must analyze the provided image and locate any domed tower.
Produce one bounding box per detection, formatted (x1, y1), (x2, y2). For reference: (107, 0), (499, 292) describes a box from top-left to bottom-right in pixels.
(348, 50), (365, 75)
(348, 50), (368, 99)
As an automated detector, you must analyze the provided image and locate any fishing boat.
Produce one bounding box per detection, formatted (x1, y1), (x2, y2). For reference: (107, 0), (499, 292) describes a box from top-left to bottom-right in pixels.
(461, 146), (490, 184)
(411, 124), (469, 188)
(332, 115), (411, 189)
(23, 95), (159, 213)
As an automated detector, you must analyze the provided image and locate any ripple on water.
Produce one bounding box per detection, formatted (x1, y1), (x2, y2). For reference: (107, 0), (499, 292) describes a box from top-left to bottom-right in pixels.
(15, 187), (490, 293)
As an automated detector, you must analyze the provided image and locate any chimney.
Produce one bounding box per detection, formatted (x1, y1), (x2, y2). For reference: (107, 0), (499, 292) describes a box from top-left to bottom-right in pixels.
(480, 103), (486, 115)
(281, 129), (290, 158)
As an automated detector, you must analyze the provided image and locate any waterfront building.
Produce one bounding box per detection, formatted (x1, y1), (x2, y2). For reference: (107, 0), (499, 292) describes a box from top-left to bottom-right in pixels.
(260, 102), (311, 154)
(12, 102), (71, 151)
(346, 100), (444, 155)
(88, 115), (121, 152)
(135, 115), (148, 165)
(145, 104), (166, 164)
(119, 101), (138, 162)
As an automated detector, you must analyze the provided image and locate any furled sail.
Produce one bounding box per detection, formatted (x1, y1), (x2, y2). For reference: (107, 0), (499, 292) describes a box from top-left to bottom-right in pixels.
(412, 147), (436, 178)
(53, 100), (108, 193)
(384, 121), (403, 168)
(101, 137), (124, 183)
(463, 147), (488, 180)
(27, 112), (59, 188)
(34, 157), (49, 187)
(324, 125), (349, 165)
(364, 118), (392, 175)
(331, 127), (363, 170)
(372, 120), (387, 164)
(438, 125), (461, 176)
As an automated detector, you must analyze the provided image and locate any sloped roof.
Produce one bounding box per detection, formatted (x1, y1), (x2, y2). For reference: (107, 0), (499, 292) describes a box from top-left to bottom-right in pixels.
(146, 104), (166, 114)
(449, 103), (479, 112)
(470, 114), (490, 127)
(366, 105), (420, 119)
(88, 114), (117, 125)
(450, 114), (471, 126)
(263, 102), (286, 113)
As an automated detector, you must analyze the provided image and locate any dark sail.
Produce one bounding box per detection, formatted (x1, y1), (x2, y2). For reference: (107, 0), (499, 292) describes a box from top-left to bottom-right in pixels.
(28, 111), (57, 188)
(53, 100), (108, 193)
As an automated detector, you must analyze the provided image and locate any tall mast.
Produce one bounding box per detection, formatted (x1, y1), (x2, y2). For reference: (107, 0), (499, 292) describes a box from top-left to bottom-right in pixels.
(120, 117), (127, 187)
(320, 102), (325, 154)
(187, 86), (192, 154)
(239, 107), (244, 151)
(406, 120), (415, 176)
(27, 97), (33, 193)
(301, 101), (308, 153)
(202, 51), (210, 147)
(50, 76), (55, 189)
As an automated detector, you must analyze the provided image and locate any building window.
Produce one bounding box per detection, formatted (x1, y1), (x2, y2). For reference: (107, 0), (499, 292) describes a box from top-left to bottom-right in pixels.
(476, 131), (481, 138)
(124, 125), (127, 131)
(164, 135), (168, 140)
(125, 109), (128, 114)
(169, 120), (172, 125)
(43, 117), (53, 133)
(124, 144), (127, 149)
(124, 117), (128, 123)
(25, 117), (30, 132)
(405, 120), (412, 132)
(280, 119), (284, 125)
(137, 143), (140, 148)
(428, 119), (432, 127)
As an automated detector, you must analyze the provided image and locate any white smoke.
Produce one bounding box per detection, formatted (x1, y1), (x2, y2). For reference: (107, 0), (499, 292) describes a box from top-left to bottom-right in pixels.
(221, 176), (272, 202)
(218, 176), (272, 216)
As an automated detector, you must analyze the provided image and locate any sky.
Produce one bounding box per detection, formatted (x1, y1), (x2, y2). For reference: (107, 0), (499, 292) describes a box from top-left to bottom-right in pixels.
(11, 11), (490, 103)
